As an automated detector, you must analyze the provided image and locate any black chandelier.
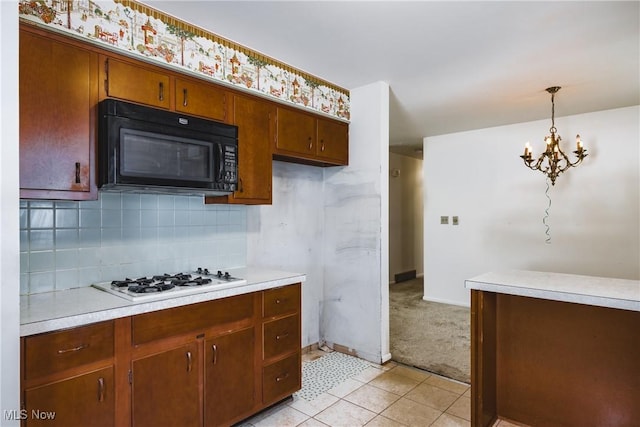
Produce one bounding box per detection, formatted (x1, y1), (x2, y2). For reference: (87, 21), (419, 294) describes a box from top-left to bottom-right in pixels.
(520, 86), (587, 185)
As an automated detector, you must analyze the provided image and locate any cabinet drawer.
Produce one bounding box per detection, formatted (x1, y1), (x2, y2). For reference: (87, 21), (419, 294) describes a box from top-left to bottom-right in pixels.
(24, 321), (114, 380)
(263, 314), (300, 360)
(263, 284), (300, 318)
(262, 353), (301, 404)
(132, 293), (254, 345)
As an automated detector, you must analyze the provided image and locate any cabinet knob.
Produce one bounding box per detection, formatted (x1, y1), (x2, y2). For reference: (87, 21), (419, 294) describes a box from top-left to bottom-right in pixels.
(276, 333), (289, 341)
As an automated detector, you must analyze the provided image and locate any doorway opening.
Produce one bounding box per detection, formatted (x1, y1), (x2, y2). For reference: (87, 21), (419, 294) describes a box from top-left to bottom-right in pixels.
(388, 150), (470, 383)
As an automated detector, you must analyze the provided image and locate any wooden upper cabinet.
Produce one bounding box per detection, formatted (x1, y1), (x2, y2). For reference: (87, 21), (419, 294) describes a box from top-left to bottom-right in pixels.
(316, 117), (349, 165)
(213, 94), (274, 205)
(175, 77), (227, 121)
(19, 25), (98, 200)
(103, 57), (171, 109)
(275, 106), (316, 157)
(274, 106), (349, 166)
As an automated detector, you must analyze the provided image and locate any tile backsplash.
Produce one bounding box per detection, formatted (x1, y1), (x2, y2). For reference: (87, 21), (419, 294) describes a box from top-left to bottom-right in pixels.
(20, 192), (247, 295)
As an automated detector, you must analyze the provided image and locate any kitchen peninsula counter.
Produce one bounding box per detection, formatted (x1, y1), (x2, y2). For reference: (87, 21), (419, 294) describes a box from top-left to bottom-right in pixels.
(20, 267), (305, 337)
(465, 270), (640, 427)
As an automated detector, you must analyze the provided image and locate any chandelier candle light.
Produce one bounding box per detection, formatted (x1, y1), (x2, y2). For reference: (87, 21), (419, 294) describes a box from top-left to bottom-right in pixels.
(520, 86), (588, 185)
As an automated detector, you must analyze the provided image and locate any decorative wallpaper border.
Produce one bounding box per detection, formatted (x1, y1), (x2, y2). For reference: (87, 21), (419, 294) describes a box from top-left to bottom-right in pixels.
(18, 0), (350, 120)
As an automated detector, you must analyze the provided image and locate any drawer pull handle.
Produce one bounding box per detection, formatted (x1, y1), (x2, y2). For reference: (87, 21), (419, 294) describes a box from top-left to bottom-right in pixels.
(212, 344), (217, 365)
(75, 162), (81, 183)
(159, 82), (164, 101)
(183, 88), (188, 106)
(276, 373), (289, 382)
(186, 351), (192, 372)
(276, 333), (289, 340)
(308, 137), (313, 150)
(57, 344), (88, 354)
(321, 140), (325, 152)
(97, 377), (105, 402)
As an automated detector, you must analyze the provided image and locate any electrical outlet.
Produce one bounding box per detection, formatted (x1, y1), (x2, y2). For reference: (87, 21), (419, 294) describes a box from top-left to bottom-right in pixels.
(440, 216), (449, 225)
(452, 216), (459, 225)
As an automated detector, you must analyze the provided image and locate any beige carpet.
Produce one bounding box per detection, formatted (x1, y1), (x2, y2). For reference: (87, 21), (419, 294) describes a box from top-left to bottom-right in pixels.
(389, 278), (470, 383)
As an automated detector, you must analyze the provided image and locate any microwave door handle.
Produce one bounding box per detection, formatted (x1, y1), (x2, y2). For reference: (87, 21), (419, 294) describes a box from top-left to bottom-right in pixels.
(217, 144), (224, 181)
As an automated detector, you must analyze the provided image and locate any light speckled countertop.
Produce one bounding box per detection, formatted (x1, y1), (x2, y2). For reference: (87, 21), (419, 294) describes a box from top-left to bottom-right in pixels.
(465, 270), (640, 311)
(21, 267), (305, 337)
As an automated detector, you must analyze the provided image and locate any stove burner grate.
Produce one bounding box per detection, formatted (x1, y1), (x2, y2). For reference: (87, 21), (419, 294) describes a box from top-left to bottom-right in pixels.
(128, 283), (175, 293)
(111, 277), (155, 288)
(172, 277), (213, 287)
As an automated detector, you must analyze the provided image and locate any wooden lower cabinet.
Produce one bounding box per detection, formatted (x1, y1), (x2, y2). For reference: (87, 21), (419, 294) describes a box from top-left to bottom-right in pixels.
(262, 354), (301, 406)
(23, 367), (114, 427)
(21, 286), (302, 427)
(131, 342), (201, 427)
(261, 284), (302, 406)
(205, 327), (255, 426)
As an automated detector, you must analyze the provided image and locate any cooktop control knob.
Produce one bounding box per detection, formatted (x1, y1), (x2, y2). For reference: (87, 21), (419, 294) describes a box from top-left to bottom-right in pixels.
(224, 272), (231, 280)
(217, 270), (223, 278)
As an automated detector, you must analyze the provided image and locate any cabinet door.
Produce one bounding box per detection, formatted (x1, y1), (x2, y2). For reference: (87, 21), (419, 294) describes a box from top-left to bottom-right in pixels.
(205, 327), (255, 427)
(23, 367), (114, 427)
(175, 77), (227, 121)
(275, 107), (316, 157)
(231, 95), (274, 204)
(317, 118), (349, 165)
(104, 57), (170, 109)
(19, 28), (97, 200)
(132, 342), (200, 427)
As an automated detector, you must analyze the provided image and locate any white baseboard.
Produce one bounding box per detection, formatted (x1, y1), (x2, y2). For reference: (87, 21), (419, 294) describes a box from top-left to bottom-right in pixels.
(422, 295), (470, 308)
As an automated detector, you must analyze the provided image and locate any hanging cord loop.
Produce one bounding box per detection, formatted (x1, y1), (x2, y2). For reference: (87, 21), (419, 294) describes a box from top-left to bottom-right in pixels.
(543, 177), (552, 244)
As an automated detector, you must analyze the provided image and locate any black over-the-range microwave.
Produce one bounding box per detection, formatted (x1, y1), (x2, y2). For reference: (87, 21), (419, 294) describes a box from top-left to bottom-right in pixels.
(98, 99), (239, 196)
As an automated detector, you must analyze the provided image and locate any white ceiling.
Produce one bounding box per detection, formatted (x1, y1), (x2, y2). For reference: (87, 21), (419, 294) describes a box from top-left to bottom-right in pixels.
(144, 1), (639, 158)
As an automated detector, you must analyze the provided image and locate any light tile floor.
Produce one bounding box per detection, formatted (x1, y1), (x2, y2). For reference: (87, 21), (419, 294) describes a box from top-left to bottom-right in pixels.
(238, 350), (472, 427)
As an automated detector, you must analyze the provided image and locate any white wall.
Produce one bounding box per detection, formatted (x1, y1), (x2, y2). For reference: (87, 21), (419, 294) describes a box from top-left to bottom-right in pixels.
(323, 81), (390, 363)
(389, 153), (424, 282)
(247, 82), (390, 364)
(0, 0), (21, 421)
(246, 161), (324, 347)
(423, 106), (640, 306)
